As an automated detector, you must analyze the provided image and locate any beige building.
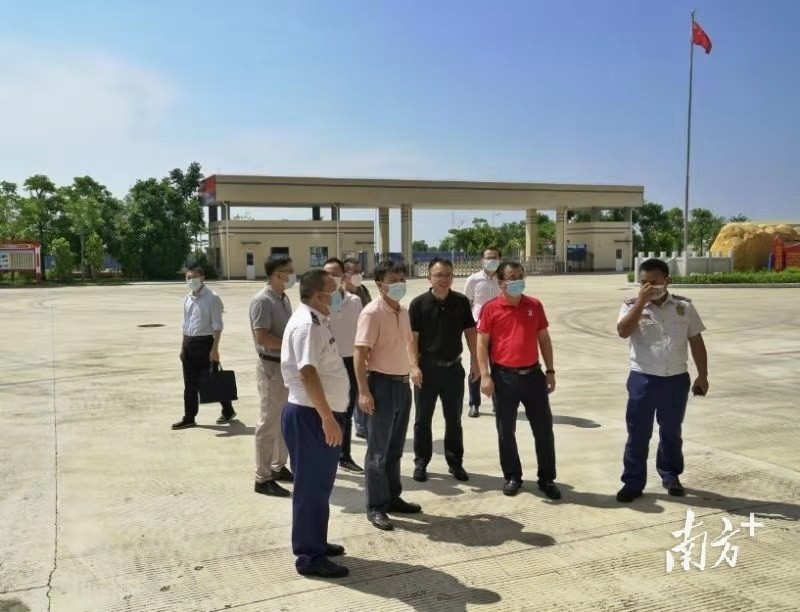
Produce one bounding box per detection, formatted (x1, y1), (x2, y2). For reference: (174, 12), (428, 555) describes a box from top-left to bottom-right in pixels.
(208, 220), (374, 279)
(563, 221), (633, 271)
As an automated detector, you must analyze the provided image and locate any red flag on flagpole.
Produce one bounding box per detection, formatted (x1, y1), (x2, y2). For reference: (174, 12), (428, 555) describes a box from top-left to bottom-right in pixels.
(692, 20), (712, 54)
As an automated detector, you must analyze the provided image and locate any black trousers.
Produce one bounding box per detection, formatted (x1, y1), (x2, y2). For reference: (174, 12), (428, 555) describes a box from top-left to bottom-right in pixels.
(364, 372), (411, 512)
(492, 365), (556, 483)
(413, 362), (465, 469)
(341, 356), (359, 460)
(181, 335), (234, 420)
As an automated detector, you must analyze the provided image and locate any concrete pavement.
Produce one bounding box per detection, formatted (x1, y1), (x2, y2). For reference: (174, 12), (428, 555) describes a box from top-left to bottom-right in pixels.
(1, 274), (798, 612)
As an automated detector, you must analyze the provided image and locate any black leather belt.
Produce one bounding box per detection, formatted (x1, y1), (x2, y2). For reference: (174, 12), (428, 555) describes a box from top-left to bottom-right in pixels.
(422, 357), (462, 368)
(493, 363), (541, 376)
(368, 371), (410, 383)
(258, 353), (281, 363)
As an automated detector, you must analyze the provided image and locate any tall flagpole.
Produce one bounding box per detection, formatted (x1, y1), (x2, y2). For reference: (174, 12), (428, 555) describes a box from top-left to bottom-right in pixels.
(683, 10), (696, 263)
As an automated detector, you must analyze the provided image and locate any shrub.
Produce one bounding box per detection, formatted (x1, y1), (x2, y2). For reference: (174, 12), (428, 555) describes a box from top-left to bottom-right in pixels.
(50, 237), (75, 282)
(627, 269), (800, 284)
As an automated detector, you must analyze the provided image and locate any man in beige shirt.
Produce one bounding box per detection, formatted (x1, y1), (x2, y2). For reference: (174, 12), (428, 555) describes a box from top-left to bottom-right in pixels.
(354, 260), (421, 531)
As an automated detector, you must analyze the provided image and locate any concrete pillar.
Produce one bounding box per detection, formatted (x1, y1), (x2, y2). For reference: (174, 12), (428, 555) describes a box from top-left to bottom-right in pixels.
(401, 204), (413, 275)
(555, 208), (568, 272)
(330, 204), (339, 221)
(378, 207), (390, 258)
(525, 209), (538, 259)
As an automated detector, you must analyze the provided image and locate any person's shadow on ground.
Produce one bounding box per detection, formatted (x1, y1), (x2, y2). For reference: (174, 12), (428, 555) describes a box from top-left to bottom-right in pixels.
(304, 557), (501, 612)
(390, 512), (557, 548)
(195, 419), (254, 437)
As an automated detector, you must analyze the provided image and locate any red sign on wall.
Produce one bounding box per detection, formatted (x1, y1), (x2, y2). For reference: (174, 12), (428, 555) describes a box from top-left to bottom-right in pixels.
(772, 235), (800, 271)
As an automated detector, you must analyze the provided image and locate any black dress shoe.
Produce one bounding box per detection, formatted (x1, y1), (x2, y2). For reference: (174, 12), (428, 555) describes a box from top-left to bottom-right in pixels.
(339, 458), (364, 474)
(254, 480), (291, 497)
(449, 466), (469, 482)
(503, 479), (522, 496)
(325, 543), (345, 557)
(538, 481), (562, 499)
(663, 479), (686, 497)
(215, 411), (237, 425)
(387, 498), (422, 514)
(468, 405), (480, 418)
(171, 418), (196, 430)
(271, 467), (294, 482)
(297, 557), (349, 578)
(616, 486), (643, 503)
(413, 466), (427, 482)
(368, 511), (394, 531)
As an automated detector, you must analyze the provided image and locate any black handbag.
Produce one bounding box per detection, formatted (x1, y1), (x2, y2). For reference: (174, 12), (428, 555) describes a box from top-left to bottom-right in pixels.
(198, 361), (238, 404)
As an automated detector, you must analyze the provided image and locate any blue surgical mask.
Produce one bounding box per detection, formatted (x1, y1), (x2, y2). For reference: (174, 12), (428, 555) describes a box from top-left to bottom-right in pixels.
(505, 279), (525, 296)
(284, 273), (297, 289)
(484, 259), (500, 272)
(328, 290), (343, 314)
(386, 282), (407, 301)
(187, 277), (203, 292)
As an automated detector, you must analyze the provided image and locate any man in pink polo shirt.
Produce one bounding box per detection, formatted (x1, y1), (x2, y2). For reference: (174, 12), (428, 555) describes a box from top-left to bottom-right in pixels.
(354, 260), (422, 531)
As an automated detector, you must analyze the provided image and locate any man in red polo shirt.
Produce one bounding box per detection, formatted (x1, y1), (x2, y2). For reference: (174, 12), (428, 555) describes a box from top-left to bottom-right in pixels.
(476, 261), (561, 499)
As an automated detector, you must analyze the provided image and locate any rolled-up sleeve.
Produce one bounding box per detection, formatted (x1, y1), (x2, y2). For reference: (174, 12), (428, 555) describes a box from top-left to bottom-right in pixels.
(211, 295), (224, 332)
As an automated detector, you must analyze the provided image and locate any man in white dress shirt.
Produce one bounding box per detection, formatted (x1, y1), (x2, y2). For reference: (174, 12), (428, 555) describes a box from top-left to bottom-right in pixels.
(615, 258), (709, 503)
(173, 266), (235, 430)
(281, 269), (350, 579)
(463, 247), (502, 417)
(323, 257), (364, 474)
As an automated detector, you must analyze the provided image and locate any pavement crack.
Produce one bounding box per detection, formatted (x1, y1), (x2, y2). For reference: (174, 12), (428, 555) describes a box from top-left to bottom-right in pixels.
(45, 303), (60, 611)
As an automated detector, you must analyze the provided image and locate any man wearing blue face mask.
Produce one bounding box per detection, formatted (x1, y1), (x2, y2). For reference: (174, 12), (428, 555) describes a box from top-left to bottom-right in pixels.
(173, 266), (235, 430)
(354, 260), (420, 531)
(323, 257), (364, 474)
(476, 261), (561, 500)
(463, 247), (502, 417)
(250, 254), (296, 498)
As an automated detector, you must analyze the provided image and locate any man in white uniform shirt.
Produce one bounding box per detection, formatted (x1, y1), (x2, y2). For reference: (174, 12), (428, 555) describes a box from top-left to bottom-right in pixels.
(323, 257), (364, 474)
(173, 266), (235, 430)
(463, 247), (502, 417)
(281, 269), (350, 579)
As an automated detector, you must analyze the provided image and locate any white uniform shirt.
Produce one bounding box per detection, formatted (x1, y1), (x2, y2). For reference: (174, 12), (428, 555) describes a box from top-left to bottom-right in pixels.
(327, 291), (363, 358)
(183, 286), (224, 336)
(464, 270), (501, 322)
(618, 292), (706, 377)
(281, 304), (350, 412)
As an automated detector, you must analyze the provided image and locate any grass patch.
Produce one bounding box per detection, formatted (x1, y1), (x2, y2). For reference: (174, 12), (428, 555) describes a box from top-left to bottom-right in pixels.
(626, 268), (800, 284)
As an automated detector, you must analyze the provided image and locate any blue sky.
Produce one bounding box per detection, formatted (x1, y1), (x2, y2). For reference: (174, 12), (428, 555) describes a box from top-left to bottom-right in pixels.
(2, 0), (798, 249)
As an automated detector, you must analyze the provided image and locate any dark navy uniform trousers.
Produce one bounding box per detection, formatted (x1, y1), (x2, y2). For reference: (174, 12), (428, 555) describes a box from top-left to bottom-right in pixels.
(622, 371), (691, 491)
(281, 402), (345, 571)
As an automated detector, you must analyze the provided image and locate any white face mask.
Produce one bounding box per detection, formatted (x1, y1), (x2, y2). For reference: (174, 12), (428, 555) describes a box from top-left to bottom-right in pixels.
(187, 277), (203, 292)
(349, 273), (363, 287)
(650, 285), (667, 300)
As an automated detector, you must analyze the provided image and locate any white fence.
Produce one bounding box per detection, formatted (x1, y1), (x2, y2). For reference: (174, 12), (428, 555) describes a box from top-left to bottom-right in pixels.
(634, 251), (734, 276)
(413, 255), (562, 278)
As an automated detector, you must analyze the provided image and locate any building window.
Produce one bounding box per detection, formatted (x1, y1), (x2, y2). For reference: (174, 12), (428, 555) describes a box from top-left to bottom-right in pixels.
(310, 246), (329, 267)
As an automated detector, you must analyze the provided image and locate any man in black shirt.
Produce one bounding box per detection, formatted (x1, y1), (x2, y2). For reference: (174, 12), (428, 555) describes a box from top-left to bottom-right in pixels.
(409, 258), (480, 482)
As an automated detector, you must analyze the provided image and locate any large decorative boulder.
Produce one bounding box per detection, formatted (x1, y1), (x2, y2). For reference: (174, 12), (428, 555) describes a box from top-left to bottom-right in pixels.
(710, 223), (800, 271)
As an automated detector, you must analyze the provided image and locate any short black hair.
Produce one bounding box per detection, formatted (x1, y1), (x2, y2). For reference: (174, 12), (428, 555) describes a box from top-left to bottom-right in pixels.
(324, 257), (345, 274)
(186, 266), (204, 276)
(428, 257), (453, 272)
(497, 260), (524, 281)
(483, 246), (502, 258)
(343, 257), (361, 269)
(374, 260), (407, 283)
(265, 254), (292, 277)
(638, 258), (670, 276)
(300, 269), (329, 303)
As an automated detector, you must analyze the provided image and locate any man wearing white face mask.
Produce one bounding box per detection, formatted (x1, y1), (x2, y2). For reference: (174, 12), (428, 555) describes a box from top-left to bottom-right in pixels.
(343, 257), (372, 308)
(250, 254), (296, 498)
(323, 257), (364, 474)
(173, 266), (235, 430)
(464, 247), (502, 417)
(477, 261), (561, 500)
(615, 258), (708, 503)
(354, 260), (421, 531)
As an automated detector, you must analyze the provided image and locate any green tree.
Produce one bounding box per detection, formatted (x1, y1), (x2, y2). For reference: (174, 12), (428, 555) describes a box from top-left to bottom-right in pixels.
(0, 181), (24, 240)
(84, 233), (105, 279)
(437, 215), (555, 256)
(632, 202), (683, 255)
(729, 213), (749, 222)
(412, 240), (431, 252)
(49, 237), (74, 282)
(18, 175), (65, 272)
(62, 176), (107, 278)
(689, 208), (726, 255)
(168, 162), (205, 257)
(119, 165), (199, 279)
